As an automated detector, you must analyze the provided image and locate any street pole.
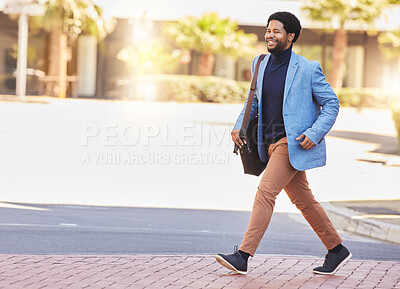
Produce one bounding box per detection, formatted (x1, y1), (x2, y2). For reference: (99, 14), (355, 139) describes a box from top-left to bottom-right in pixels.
(58, 34), (67, 98)
(16, 11), (28, 98)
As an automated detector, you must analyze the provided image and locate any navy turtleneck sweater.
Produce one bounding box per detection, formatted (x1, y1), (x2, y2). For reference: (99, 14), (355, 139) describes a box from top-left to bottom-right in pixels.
(262, 45), (292, 144)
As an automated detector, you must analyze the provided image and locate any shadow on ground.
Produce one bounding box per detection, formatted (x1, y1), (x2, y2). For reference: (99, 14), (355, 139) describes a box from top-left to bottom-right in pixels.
(328, 130), (400, 155)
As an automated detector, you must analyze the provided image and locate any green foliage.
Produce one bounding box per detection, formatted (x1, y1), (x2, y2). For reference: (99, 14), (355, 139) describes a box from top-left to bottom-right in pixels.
(117, 40), (181, 75)
(31, 0), (116, 41)
(378, 29), (400, 59)
(169, 75), (249, 103)
(114, 75), (250, 103)
(164, 12), (257, 59)
(302, 0), (387, 27)
(392, 99), (400, 146)
(335, 87), (400, 107)
(9, 44), (37, 65)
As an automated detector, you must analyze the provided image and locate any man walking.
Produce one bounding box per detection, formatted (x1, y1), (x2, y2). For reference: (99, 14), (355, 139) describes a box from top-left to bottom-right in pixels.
(215, 11), (351, 275)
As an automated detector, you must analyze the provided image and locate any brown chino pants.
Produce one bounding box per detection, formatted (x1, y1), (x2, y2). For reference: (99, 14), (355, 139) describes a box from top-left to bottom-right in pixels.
(240, 137), (342, 257)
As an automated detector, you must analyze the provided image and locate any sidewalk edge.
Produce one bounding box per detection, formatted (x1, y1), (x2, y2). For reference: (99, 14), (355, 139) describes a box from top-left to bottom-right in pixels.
(322, 202), (400, 245)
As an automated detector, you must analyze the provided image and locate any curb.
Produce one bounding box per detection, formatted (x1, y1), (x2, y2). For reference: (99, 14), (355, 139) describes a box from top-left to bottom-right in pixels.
(322, 202), (400, 245)
(0, 95), (50, 103)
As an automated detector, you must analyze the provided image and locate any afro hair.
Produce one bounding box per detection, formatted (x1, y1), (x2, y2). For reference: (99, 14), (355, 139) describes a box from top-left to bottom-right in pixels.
(267, 11), (302, 43)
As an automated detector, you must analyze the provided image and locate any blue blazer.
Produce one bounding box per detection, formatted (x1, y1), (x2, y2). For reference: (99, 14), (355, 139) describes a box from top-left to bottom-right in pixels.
(234, 52), (340, 171)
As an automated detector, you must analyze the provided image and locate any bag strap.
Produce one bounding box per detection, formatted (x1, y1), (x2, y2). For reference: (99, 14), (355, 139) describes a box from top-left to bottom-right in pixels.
(240, 54), (267, 134)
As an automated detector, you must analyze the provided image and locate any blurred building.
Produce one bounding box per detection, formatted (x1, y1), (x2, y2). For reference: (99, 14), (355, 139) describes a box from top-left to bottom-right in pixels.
(0, 0), (400, 97)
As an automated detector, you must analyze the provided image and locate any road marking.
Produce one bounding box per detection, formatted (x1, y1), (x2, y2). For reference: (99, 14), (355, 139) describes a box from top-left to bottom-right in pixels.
(0, 202), (49, 211)
(0, 223), (219, 235)
(0, 223), (64, 227)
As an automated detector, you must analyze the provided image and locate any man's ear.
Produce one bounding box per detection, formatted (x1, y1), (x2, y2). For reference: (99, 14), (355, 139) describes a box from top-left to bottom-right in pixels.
(288, 33), (295, 42)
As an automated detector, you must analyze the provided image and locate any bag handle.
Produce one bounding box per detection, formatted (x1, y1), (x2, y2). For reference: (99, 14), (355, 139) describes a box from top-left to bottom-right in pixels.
(240, 54), (266, 134)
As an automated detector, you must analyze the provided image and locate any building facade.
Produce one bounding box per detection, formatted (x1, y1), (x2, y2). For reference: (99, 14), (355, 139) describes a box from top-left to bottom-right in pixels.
(0, 0), (400, 98)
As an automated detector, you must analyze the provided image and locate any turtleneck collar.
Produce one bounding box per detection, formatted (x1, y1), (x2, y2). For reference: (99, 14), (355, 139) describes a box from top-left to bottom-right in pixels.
(270, 44), (292, 65)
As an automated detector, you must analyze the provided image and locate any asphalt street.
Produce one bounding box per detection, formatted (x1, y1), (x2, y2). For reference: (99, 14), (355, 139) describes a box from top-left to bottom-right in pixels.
(0, 203), (399, 261)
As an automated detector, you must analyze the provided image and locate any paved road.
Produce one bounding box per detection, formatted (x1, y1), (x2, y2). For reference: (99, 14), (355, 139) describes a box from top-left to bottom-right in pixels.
(1, 203), (399, 260)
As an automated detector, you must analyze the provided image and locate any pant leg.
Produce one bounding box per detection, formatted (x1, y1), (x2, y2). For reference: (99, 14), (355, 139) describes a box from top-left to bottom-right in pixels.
(239, 137), (298, 256)
(283, 171), (343, 250)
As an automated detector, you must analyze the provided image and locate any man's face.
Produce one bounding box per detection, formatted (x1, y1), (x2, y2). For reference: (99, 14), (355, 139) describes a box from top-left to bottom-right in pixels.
(265, 20), (294, 54)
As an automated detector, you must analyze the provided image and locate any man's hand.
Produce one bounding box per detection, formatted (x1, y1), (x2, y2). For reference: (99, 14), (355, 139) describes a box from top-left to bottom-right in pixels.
(231, 129), (246, 148)
(296, 134), (315, 150)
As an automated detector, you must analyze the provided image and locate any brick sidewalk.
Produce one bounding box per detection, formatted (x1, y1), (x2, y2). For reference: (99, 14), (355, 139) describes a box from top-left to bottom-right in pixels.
(0, 255), (399, 289)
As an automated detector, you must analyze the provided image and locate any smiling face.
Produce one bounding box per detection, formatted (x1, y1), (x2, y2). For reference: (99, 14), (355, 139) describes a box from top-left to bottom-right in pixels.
(265, 20), (294, 54)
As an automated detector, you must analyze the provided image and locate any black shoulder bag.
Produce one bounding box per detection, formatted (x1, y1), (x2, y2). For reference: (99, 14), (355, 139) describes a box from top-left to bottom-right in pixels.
(233, 54), (267, 176)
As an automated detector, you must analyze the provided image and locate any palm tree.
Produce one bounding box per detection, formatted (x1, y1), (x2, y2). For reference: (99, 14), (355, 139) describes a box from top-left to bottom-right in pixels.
(31, 0), (115, 97)
(379, 29), (400, 59)
(378, 0), (400, 69)
(117, 39), (181, 75)
(164, 12), (257, 76)
(302, 0), (387, 88)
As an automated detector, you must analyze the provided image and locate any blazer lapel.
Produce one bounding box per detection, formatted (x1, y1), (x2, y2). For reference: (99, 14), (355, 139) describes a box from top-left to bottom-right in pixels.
(284, 51), (299, 103)
(257, 54), (270, 107)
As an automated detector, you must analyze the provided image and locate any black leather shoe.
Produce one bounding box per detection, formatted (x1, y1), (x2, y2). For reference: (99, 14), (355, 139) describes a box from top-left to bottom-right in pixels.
(313, 246), (352, 275)
(215, 246), (247, 275)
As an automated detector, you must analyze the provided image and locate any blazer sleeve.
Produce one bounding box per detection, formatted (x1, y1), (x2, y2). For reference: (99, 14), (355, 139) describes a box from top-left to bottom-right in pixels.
(233, 56), (260, 131)
(303, 61), (340, 145)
